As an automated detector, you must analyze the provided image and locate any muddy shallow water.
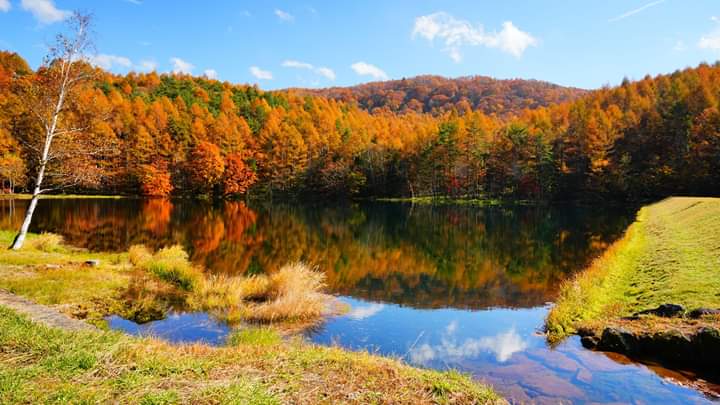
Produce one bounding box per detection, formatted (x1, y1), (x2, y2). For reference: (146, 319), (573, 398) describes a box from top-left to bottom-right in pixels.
(2, 198), (718, 403)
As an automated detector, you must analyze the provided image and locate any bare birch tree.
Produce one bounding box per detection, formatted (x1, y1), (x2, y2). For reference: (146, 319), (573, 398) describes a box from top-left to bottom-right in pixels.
(10, 12), (97, 250)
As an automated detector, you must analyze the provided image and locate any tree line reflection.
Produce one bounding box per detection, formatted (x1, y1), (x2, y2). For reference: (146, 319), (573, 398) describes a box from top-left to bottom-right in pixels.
(0, 199), (634, 309)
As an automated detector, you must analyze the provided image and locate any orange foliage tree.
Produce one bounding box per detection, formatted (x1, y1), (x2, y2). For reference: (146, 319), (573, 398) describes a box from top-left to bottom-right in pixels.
(187, 141), (224, 194)
(139, 164), (173, 197)
(223, 152), (257, 196)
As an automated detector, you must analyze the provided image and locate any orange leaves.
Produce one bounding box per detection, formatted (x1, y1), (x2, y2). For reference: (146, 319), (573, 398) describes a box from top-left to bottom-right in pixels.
(187, 141), (225, 194)
(223, 152), (257, 196)
(139, 164), (173, 197)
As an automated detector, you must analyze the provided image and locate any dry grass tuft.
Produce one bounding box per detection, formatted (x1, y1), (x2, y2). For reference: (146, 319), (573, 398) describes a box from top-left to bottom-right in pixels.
(193, 262), (332, 324)
(129, 244), (204, 291)
(247, 263), (328, 322)
(25, 233), (64, 252)
(128, 245), (152, 266)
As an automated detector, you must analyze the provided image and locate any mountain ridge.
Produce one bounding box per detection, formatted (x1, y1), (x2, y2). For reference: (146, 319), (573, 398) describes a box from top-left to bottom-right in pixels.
(291, 74), (588, 116)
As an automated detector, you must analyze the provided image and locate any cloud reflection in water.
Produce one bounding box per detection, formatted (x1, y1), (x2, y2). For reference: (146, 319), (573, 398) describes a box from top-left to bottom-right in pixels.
(346, 303), (385, 320)
(409, 321), (528, 365)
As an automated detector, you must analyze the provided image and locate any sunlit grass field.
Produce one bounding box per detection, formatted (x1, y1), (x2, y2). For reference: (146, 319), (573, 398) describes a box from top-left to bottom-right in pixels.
(546, 197), (720, 340)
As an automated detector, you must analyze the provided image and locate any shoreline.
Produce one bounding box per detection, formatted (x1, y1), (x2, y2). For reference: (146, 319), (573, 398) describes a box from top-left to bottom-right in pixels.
(0, 193), (128, 199)
(546, 197), (720, 370)
(0, 230), (502, 404)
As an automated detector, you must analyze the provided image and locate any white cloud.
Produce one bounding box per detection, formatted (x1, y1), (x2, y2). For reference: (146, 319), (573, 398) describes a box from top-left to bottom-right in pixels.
(351, 61), (388, 80)
(699, 18), (720, 51)
(21, 0), (70, 24)
(203, 69), (218, 80)
(249, 66), (273, 80)
(445, 320), (458, 335)
(87, 54), (158, 72)
(282, 60), (336, 81)
(137, 60), (157, 71)
(274, 8), (294, 22)
(699, 31), (720, 50)
(408, 325), (528, 365)
(0, 0), (11, 12)
(315, 67), (336, 81)
(412, 12), (536, 61)
(170, 57), (194, 74)
(124, 0), (142, 4)
(609, 0), (665, 23)
(87, 54), (132, 70)
(282, 60), (313, 69)
(494, 22), (537, 58)
(346, 303), (384, 320)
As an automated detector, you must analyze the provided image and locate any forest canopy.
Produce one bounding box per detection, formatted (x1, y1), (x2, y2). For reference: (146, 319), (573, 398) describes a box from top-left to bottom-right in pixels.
(0, 50), (719, 201)
(301, 75), (587, 116)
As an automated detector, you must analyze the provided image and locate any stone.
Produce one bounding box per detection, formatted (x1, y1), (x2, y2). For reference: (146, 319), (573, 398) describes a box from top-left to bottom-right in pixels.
(44, 264), (61, 269)
(648, 330), (693, 363)
(488, 363), (586, 399)
(0, 290), (95, 332)
(571, 346), (633, 372)
(692, 327), (720, 365)
(525, 348), (582, 373)
(492, 381), (533, 404)
(84, 259), (100, 267)
(597, 327), (637, 354)
(580, 335), (599, 349)
(635, 303), (685, 318)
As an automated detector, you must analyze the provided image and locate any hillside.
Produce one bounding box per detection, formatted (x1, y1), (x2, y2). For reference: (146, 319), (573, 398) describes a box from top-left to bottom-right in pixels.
(301, 75), (587, 116)
(1, 50), (719, 202)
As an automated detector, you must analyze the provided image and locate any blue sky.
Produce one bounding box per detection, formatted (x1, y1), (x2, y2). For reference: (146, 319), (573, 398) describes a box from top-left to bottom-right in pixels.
(1, 0), (719, 90)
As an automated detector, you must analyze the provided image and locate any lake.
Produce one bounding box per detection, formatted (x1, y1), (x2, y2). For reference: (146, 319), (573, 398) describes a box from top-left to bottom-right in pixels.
(1, 198), (717, 404)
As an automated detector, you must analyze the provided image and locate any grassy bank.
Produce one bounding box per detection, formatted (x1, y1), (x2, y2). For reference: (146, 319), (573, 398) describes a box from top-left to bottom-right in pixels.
(0, 194), (126, 199)
(0, 306), (501, 404)
(546, 197), (720, 341)
(0, 231), (502, 403)
(374, 196), (530, 206)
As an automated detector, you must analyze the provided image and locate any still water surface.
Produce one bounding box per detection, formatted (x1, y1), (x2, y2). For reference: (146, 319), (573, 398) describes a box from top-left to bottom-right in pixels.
(1, 198), (717, 404)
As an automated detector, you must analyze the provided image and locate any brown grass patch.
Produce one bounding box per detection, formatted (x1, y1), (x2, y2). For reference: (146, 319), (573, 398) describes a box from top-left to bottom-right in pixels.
(25, 233), (64, 252)
(192, 262), (333, 324)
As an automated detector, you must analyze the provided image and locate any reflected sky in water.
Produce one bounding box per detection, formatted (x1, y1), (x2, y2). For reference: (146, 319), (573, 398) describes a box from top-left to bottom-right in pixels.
(308, 297), (715, 404)
(107, 312), (230, 346)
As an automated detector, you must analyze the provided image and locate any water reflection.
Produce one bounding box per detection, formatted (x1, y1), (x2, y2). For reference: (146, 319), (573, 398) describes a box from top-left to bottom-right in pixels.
(409, 323), (529, 364)
(346, 303), (385, 320)
(106, 312), (230, 346)
(309, 297), (715, 404)
(0, 198), (635, 309)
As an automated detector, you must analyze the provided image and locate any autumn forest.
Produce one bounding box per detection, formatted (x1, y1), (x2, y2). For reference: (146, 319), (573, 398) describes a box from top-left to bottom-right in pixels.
(0, 50), (719, 201)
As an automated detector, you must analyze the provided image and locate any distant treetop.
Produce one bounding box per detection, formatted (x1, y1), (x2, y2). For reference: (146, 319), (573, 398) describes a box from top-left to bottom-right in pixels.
(297, 75), (587, 116)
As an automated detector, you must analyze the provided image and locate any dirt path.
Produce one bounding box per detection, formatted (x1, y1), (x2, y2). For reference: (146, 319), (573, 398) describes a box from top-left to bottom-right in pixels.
(0, 289), (95, 331)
